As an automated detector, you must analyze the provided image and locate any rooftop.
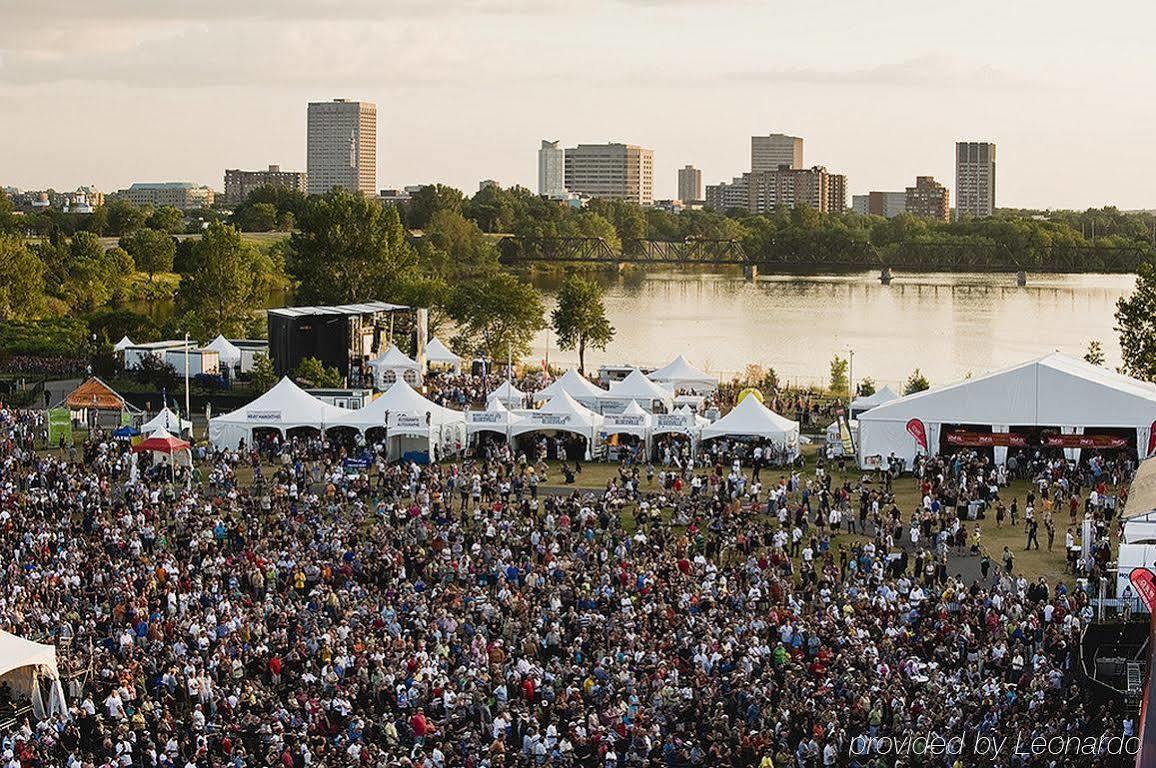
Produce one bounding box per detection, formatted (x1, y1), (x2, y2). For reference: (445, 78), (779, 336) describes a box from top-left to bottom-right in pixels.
(267, 301), (409, 318)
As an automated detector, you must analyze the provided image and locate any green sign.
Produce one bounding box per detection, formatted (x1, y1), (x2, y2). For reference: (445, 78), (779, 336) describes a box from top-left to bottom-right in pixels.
(120, 410), (134, 427)
(47, 408), (72, 445)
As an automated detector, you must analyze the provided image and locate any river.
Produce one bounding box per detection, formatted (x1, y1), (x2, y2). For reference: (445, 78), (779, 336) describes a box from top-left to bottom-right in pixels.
(526, 269), (1137, 390)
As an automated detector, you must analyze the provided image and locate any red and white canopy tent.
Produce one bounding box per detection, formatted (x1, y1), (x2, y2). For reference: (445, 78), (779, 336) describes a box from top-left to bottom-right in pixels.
(134, 428), (193, 468)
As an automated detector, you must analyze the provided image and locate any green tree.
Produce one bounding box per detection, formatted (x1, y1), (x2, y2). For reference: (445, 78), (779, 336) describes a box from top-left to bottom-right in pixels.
(288, 190), (420, 304)
(904, 368), (931, 395)
(177, 222), (265, 337)
(1083, 340), (1106, 367)
(292, 357), (343, 388)
(0, 235), (46, 320)
(450, 271), (545, 360)
(406, 184), (465, 230)
(235, 202), (278, 232)
(423, 209), (501, 278)
(250, 354), (277, 392)
(0, 190), (19, 235)
(146, 205), (185, 234)
(857, 377), (877, 398)
(829, 355), (849, 396)
(551, 275), (615, 374)
(56, 233), (132, 311)
(104, 199), (147, 236)
(1116, 261), (1156, 381)
(120, 227), (176, 281)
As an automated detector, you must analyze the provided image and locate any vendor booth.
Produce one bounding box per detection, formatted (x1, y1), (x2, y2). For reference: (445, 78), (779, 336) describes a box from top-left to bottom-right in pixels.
(532, 369), (606, 410)
(209, 377), (347, 450)
(337, 380), (466, 463)
(488, 380), (528, 409)
(466, 398), (523, 449)
(857, 353), (1156, 470)
(135, 428), (193, 470)
(0, 630), (68, 719)
(205, 335), (243, 375)
(647, 355), (718, 394)
(424, 337), (462, 373)
(700, 395), (801, 463)
(600, 400), (651, 461)
(367, 344), (422, 389)
(598, 369), (674, 414)
(511, 390), (603, 460)
(651, 405), (707, 462)
(141, 406), (192, 435)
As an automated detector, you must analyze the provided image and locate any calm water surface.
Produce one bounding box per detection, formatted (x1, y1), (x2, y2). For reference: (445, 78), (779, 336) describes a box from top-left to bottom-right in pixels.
(527, 269), (1136, 389)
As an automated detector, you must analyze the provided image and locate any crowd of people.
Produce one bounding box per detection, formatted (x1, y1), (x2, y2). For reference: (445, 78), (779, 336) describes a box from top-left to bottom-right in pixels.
(0, 402), (1140, 767)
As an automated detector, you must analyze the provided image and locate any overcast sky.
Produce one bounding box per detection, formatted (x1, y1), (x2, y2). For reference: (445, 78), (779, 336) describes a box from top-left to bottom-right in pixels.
(2, 0), (1153, 209)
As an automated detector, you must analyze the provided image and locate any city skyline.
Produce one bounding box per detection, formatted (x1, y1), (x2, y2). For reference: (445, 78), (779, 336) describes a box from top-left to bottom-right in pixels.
(2, 1), (1155, 209)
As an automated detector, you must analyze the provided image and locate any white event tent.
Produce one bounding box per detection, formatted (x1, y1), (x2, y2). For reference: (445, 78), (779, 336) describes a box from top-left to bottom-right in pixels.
(700, 395), (800, 460)
(209, 377), (347, 449)
(849, 385), (899, 418)
(339, 380), (466, 462)
(652, 404), (709, 439)
(141, 406), (192, 435)
(367, 344), (422, 389)
(467, 397), (523, 442)
(532, 369), (606, 410)
(424, 337), (462, 373)
(602, 399), (651, 439)
(857, 353), (1156, 469)
(113, 335), (135, 352)
(0, 630), (67, 719)
(511, 390), (603, 459)
(599, 369), (675, 414)
(205, 335), (243, 371)
(488, 380), (527, 409)
(647, 355), (718, 394)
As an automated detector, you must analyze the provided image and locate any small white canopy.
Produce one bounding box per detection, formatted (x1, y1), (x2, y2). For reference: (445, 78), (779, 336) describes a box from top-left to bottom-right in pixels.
(0, 630), (67, 719)
(599, 369), (675, 413)
(700, 395), (800, 456)
(424, 337), (461, 371)
(366, 344), (422, 388)
(209, 377), (347, 449)
(204, 335), (243, 368)
(532, 369), (606, 409)
(850, 385), (899, 416)
(141, 407), (192, 435)
(601, 399), (651, 440)
(511, 390), (603, 453)
(653, 404), (709, 437)
(488, 380), (527, 409)
(647, 354), (717, 393)
(467, 396), (524, 437)
(113, 335), (135, 352)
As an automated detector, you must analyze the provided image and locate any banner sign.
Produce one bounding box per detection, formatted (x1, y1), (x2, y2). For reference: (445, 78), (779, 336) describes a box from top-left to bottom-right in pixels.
(1041, 434), (1128, 449)
(836, 407), (855, 456)
(604, 414), (648, 431)
(467, 411), (506, 425)
(342, 456), (372, 471)
(47, 408), (72, 444)
(946, 431), (1028, 447)
(905, 418), (928, 451)
(246, 410), (282, 421)
(388, 411), (429, 433)
(654, 413), (693, 433)
(1148, 421), (1156, 457)
(527, 413), (573, 427)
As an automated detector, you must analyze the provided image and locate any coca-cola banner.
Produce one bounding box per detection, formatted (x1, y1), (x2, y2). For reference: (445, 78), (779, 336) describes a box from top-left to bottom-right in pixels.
(905, 418), (927, 450)
(1042, 434), (1128, 449)
(945, 431), (1028, 447)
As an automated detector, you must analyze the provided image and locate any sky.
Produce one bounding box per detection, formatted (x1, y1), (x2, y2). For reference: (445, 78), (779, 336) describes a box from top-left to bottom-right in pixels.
(2, 0), (1154, 209)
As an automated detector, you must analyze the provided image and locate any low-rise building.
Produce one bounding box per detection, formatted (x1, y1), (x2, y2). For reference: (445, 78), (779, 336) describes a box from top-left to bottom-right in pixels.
(905, 175), (951, 221)
(113, 182), (215, 211)
(223, 165), (307, 205)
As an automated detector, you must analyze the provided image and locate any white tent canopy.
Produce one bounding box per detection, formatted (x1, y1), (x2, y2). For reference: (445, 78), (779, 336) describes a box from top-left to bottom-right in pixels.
(601, 399), (652, 440)
(0, 630), (67, 719)
(204, 335), (243, 369)
(335, 380), (466, 461)
(511, 390), (603, 458)
(700, 395), (800, 458)
(113, 335), (135, 352)
(424, 337), (461, 372)
(366, 344), (422, 388)
(599, 369), (675, 413)
(209, 377), (347, 449)
(647, 355), (718, 393)
(488, 380), (527, 409)
(467, 396), (523, 438)
(141, 406), (192, 435)
(532, 369), (606, 410)
(653, 404), (709, 438)
(857, 352), (1156, 469)
(850, 385), (899, 417)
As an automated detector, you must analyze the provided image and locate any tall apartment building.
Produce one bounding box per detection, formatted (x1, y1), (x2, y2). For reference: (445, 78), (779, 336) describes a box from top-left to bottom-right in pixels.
(955, 141), (996, 219)
(306, 99), (377, 195)
(563, 143), (654, 205)
(827, 174), (847, 214)
(852, 191), (906, 218)
(223, 165), (307, 204)
(706, 166), (833, 214)
(677, 165), (703, 203)
(538, 140), (566, 198)
(751, 134), (804, 173)
(705, 176), (750, 212)
(905, 176), (950, 221)
(113, 182), (214, 211)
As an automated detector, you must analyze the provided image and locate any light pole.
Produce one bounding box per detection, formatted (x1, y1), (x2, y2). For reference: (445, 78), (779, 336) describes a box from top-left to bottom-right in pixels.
(848, 348), (855, 407)
(183, 333), (191, 433)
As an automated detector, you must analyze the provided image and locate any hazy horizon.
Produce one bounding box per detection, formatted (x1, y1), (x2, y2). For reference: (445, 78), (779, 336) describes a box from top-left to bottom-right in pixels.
(3, 0), (1154, 210)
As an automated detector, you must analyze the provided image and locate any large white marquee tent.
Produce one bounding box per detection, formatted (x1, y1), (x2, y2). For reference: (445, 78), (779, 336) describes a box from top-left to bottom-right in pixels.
(424, 337), (462, 373)
(141, 406), (192, 435)
(0, 630), (67, 719)
(511, 390), (603, 459)
(599, 369), (674, 414)
(367, 344), (422, 388)
(700, 395), (801, 460)
(532, 369), (606, 410)
(466, 397), (523, 441)
(205, 335), (243, 371)
(647, 355), (718, 393)
(857, 353), (1156, 469)
(339, 380), (466, 461)
(209, 377), (348, 449)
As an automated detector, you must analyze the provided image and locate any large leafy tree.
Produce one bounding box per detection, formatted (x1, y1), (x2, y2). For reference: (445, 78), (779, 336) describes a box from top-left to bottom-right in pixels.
(450, 271), (545, 360)
(0, 190), (19, 235)
(146, 205), (185, 234)
(288, 189), (419, 304)
(405, 184), (465, 230)
(550, 275), (614, 374)
(54, 232), (132, 311)
(177, 222), (266, 337)
(0, 235), (46, 320)
(1116, 261), (1156, 381)
(119, 227), (175, 281)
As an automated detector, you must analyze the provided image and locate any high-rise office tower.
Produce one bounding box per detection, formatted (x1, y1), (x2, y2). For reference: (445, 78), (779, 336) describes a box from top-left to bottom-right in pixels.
(751, 134), (804, 172)
(306, 99), (377, 195)
(564, 143), (654, 205)
(677, 165), (703, 203)
(538, 140), (566, 198)
(954, 141), (996, 219)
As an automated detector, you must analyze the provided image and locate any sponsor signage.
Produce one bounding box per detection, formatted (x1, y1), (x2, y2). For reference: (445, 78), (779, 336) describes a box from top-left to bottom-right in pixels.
(246, 410), (282, 421)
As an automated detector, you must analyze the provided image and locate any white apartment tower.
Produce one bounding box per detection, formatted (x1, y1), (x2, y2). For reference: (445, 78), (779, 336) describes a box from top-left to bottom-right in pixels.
(751, 134), (804, 172)
(538, 140), (566, 198)
(954, 141), (996, 219)
(306, 99), (377, 195)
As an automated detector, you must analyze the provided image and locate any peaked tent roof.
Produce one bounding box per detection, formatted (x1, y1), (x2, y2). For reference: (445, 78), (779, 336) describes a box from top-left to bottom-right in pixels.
(366, 344), (420, 370)
(113, 336), (135, 352)
(511, 390), (602, 437)
(489, 380), (526, 402)
(533, 369), (606, 402)
(850, 385), (899, 412)
(425, 337), (461, 364)
(134, 428), (191, 453)
(211, 377), (348, 427)
(701, 394), (799, 440)
(204, 335), (243, 367)
(858, 352), (1156, 429)
(141, 407), (192, 434)
(64, 377), (133, 411)
(336, 380), (464, 431)
(0, 629), (59, 680)
(647, 355), (717, 388)
(602, 369), (674, 401)
(467, 394), (524, 432)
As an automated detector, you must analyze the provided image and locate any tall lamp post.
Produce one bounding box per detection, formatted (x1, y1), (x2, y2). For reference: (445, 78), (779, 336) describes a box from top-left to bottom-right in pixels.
(848, 348), (855, 408)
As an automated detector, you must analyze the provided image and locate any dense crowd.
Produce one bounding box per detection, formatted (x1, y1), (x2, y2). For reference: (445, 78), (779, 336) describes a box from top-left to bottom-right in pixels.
(0, 404), (1139, 768)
